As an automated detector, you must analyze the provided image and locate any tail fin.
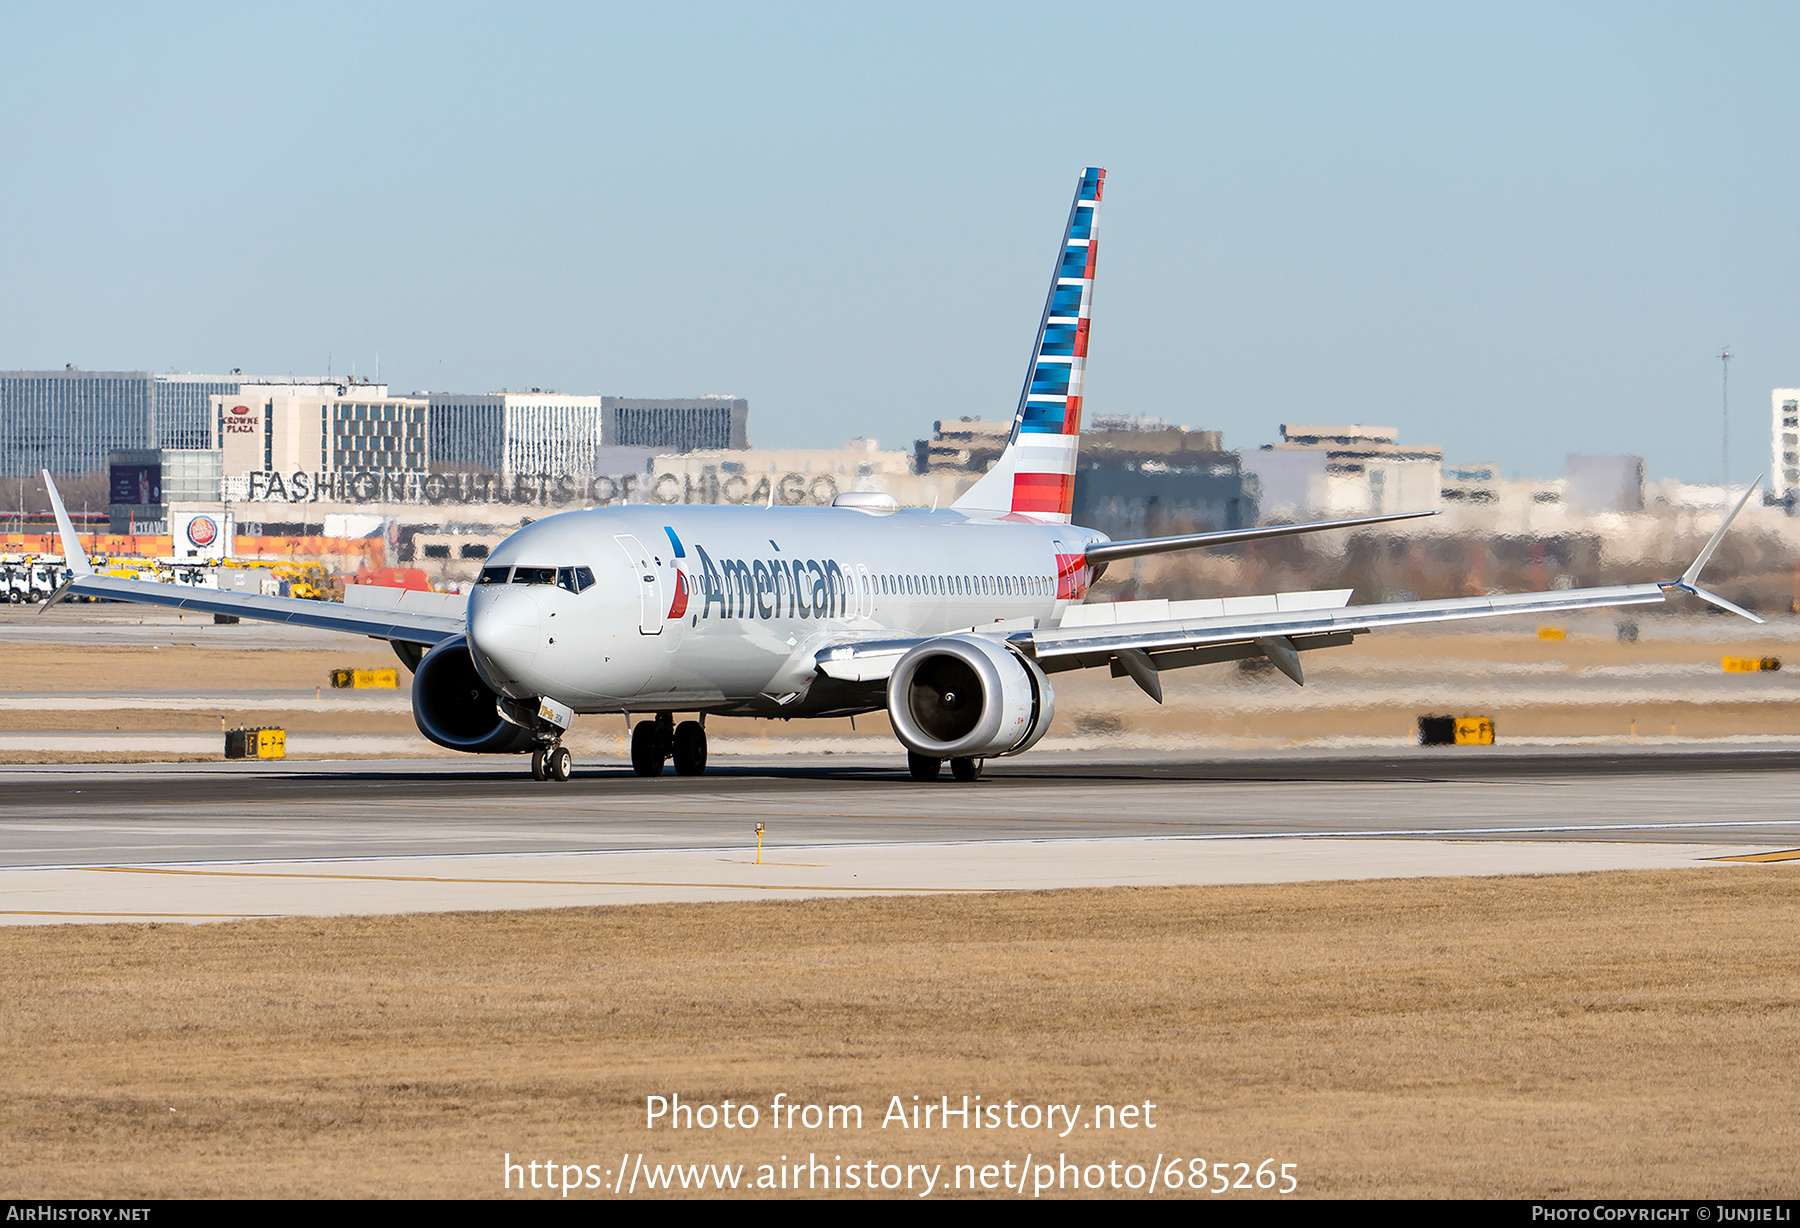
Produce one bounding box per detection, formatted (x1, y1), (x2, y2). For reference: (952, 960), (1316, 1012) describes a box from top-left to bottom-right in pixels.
(953, 166), (1105, 522)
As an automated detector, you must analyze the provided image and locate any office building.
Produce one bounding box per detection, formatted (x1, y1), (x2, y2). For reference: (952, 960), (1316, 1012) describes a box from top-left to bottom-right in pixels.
(0, 368), (338, 476)
(1774, 389), (1799, 501)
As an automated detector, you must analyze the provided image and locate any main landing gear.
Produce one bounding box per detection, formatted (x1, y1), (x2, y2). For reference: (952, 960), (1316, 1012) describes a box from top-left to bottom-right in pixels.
(530, 743), (573, 782)
(631, 714), (709, 777)
(907, 753), (983, 782)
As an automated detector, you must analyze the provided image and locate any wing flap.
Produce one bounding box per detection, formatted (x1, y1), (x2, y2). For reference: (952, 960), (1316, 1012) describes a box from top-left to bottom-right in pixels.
(1033, 583), (1668, 665)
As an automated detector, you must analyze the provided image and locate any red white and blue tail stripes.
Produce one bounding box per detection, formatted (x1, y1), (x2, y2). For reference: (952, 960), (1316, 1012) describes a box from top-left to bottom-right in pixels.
(954, 167), (1105, 524)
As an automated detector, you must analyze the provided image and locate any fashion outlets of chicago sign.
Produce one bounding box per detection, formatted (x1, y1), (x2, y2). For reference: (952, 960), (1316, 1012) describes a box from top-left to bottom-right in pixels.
(240, 469), (849, 507)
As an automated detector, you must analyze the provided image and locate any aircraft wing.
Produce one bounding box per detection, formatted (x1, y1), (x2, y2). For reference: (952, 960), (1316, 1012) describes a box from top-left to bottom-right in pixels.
(1025, 582), (1668, 696)
(39, 469), (463, 646)
(818, 480), (1766, 698)
(51, 573), (466, 645)
(816, 582), (1674, 693)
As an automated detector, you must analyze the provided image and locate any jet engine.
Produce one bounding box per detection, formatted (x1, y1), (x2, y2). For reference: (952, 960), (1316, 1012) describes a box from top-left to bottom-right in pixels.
(411, 635), (539, 754)
(885, 634), (1056, 760)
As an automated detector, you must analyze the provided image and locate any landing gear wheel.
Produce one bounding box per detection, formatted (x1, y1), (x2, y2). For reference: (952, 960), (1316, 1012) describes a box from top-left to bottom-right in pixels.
(547, 745), (573, 782)
(531, 748), (548, 781)
(908, 752), (943, 782)
(950, 756), (984, 782)
(672, 721), (708, 776)
(631, 721), (668, 776)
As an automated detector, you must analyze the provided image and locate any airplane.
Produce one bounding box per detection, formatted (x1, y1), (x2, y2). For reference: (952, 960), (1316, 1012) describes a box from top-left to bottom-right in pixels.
(40, 167), (1764, 784)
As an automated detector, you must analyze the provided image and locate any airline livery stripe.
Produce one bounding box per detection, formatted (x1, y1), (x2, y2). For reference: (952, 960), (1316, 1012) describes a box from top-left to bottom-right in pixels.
(1012, 472), (1074, 514)
(1012, 449), (1079, 474)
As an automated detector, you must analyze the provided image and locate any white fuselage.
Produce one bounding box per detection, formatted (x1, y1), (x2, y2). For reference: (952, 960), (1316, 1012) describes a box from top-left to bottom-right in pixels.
(465, 505), (1105, 715)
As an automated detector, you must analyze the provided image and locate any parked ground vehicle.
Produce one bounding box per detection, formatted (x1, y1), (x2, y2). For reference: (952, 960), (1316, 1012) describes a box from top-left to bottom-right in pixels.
(0, 555), (27, 603)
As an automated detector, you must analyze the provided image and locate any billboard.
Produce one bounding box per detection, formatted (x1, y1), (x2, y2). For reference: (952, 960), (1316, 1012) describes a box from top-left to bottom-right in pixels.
(169, 510), (233, 561)
(109, 464), (162, 506)
(236, 469), (850, 507)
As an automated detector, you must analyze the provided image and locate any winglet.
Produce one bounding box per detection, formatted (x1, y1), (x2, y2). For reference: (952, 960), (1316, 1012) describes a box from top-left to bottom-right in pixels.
(1664, 475), (1762, 623)
(41, 470), (93, 576)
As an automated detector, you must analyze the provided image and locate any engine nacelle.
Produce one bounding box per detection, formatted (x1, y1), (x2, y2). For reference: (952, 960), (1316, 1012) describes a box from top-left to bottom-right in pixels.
(886, 634), (1056, 760)
(411, 635), (539, 754)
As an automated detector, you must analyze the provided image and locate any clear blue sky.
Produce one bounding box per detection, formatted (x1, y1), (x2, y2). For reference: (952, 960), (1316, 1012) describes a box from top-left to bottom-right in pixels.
(3, 2), (1796, 484)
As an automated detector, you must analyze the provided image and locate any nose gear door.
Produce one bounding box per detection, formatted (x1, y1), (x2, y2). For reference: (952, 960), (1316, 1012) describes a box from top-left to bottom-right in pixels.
(615, 534), (664, 635)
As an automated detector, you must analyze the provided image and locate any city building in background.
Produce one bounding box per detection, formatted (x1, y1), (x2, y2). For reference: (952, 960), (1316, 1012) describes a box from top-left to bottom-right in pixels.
(1774, 389), (1799, 502)
(211, 387), (427, 495)
(429, 392), (602, 477)
(1565, 454), (1646, 516)
(913, 415), (1248, 538)
(0, 368), (336, 476)
(1241, 424), (1443, 519)
(601, 396), (749, 453)
(106, 448), (224, 534)
(1069, 418), (1244, 538)
(429, 393), (748, 479)
(915, 418), (1012, 475)
(646, 439), (913, 507)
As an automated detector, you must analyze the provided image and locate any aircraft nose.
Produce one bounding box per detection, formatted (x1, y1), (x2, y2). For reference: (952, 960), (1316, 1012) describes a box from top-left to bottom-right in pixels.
(467, 587), (542, 693)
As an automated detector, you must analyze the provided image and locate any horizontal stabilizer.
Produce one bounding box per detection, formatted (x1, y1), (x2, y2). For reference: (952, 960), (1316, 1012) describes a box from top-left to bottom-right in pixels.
(1085, 510), (1436, 566)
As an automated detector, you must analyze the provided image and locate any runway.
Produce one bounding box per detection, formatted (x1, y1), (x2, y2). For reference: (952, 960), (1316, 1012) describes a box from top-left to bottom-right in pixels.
(1, 748), (1796, 922)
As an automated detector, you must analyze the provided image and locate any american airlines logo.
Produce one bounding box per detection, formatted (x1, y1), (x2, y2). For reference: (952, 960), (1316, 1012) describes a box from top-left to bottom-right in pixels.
(689, 545), (852, 620)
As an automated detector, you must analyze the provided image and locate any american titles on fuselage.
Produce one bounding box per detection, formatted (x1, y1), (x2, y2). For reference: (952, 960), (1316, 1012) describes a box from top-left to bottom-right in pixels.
(478, 535), (1085, 624)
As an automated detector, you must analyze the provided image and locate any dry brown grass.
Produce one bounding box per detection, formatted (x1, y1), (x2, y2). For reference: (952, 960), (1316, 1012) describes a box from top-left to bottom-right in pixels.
(0, 644), (399, 692)
(0, 751), (226, 765)
(1, 870), (1795, 1199)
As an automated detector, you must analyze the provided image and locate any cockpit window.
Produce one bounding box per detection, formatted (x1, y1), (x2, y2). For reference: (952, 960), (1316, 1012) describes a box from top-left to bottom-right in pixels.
(557, 566), (596, 594)
(479, 564), (593, 591)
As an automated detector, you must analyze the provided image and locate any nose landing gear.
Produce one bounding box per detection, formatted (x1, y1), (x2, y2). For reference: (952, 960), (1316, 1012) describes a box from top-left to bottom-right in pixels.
(530, 743), (573, 782)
